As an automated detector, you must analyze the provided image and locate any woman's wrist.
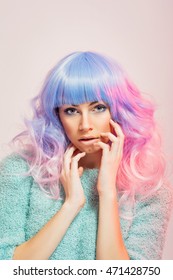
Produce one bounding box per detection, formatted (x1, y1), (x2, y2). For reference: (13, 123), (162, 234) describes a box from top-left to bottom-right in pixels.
(63, 197), (85, 215)
(97, 184), (117, 200)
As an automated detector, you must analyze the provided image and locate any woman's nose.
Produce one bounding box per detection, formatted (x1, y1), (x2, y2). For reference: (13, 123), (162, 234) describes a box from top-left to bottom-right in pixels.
(78, 114), (93, 131)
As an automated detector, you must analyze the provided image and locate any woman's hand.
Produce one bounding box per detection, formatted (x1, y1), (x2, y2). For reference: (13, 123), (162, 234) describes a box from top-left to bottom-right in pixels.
(94, 119), (124, 197)
(95, 120), (129, 260)
(60, 144), (86, 210)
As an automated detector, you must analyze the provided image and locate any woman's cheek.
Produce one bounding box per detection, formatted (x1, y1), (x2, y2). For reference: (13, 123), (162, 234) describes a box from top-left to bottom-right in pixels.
(100, 135), (109, 144)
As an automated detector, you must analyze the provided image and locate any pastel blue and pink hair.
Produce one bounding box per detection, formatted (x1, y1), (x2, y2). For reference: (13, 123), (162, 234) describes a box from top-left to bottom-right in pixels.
(12, 51), (166, 201)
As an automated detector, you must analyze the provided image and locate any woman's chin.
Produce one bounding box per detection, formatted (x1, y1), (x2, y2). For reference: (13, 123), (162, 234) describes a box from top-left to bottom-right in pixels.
(80, 145), (101, 154)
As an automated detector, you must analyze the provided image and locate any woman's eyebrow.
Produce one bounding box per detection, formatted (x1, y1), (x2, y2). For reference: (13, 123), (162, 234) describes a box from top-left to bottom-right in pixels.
(71, 101), (99, 107)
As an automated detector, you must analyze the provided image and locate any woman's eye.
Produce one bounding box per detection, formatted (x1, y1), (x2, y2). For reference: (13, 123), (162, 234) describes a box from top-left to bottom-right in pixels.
(64, 108), (78, 115)
(93, 104), (107, 112)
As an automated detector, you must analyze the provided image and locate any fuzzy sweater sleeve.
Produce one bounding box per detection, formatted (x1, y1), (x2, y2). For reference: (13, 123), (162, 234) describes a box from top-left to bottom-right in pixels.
(125, 184), (173, 259)
(0, 154), (33, 260)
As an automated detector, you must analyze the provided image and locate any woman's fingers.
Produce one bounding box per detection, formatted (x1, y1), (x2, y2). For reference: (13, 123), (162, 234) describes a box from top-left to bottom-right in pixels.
(78, 166), (84, 177)
(100, 131), (121, 155)
(94, 141), (110, 157)
(96, 120), (124, 161)
(111, 121), (124, 156)
(110, 119), (124, 139)
(62, 144), (86, 178)
(100, 131), (117, 142)
(61, 147), (83, 179)
(71, 152), (86, 171)
(60, 144), (86, 207)
(63, 145), (77, 172)
(108, 120), (124, 153)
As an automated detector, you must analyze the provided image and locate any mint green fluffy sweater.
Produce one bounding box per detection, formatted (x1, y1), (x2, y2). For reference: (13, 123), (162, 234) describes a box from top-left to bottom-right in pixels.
(0, 154), (172, 260)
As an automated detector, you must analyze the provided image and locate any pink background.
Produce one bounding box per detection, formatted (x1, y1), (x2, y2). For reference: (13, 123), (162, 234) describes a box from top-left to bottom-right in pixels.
(0, 0), (173, 259)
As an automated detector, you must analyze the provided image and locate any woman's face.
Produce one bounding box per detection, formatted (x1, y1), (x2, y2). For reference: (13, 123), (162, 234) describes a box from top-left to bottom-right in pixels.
(58, 101), (112, 154)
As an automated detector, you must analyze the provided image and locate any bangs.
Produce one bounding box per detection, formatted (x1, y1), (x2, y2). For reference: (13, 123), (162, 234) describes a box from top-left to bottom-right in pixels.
(53, 52), (118, 107)
(56, 79), (103, 106)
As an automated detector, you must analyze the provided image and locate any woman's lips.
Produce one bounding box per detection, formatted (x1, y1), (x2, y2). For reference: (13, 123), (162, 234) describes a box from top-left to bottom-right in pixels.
(79, 138), (99, 145)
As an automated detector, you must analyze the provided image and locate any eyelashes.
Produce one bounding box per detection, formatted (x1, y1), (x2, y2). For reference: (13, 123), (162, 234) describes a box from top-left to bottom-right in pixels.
(94, 104), (107, 112)
(64, 108), (77, 115)
(63, 104), (107, 115)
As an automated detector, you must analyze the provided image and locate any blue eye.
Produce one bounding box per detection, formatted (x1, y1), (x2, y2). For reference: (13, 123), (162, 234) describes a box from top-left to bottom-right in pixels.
(94, 104), (107, 112)
(64, 108), (78, 115)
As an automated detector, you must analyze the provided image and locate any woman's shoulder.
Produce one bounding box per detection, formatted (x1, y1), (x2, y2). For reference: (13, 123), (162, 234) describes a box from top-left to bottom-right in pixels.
(155, 182), (173, 210)
(0, 153), (29, 173)
(135, 182), (173, 213)
(0, 153), (33, 197)
(0, 153), (33, 187)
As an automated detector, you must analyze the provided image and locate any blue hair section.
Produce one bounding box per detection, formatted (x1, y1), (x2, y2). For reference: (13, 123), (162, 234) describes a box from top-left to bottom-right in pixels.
(40, 52), (125, 120)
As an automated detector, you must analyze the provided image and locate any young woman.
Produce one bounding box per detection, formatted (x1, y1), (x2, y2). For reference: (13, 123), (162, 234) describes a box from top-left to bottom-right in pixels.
(0, 51), (172, 260)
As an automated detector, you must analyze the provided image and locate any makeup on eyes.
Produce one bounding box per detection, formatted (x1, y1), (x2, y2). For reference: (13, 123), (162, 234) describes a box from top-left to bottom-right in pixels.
(63, 103), (107, 115)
